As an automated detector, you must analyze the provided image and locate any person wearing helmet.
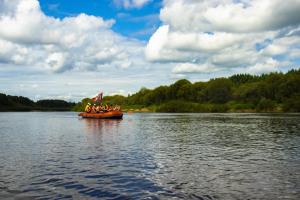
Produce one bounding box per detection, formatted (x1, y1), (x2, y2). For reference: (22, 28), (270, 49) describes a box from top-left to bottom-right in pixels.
(85, 103), (92, 113)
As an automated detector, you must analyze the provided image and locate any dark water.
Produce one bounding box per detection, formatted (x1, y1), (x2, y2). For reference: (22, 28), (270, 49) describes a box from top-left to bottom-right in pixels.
(0, 112), (300, 200)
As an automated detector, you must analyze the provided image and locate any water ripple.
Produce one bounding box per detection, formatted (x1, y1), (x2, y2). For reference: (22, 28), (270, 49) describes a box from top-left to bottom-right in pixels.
(0, 112), (300, 199)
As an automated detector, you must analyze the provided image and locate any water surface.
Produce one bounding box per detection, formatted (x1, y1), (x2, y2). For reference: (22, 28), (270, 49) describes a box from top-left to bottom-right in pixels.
(0, 112), (299, 199)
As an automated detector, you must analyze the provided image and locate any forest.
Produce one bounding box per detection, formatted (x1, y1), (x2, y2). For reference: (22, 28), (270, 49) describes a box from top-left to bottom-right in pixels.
(1, 69), (299, 112)
(74, 69), (300, 112)
(0, 94), (75, 111)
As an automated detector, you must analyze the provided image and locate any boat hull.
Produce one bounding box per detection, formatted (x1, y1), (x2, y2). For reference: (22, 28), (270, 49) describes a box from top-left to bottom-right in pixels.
(78, 111), (123, 119)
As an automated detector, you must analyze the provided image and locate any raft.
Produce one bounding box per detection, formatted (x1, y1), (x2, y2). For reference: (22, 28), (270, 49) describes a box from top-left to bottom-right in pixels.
(78, 111), (123, 119)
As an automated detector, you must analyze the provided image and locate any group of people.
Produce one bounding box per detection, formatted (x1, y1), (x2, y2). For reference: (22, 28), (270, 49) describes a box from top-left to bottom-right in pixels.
(85, 103), (121, 113)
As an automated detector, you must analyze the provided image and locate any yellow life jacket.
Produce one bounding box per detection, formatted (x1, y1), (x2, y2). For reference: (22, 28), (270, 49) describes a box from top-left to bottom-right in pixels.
(85, 105), (91, 113)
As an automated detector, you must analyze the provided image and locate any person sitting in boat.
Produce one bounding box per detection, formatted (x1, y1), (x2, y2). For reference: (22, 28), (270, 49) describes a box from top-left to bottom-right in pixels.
(108, 104), (114, 111)
(92, 104), (97, 113)
(100, 104), (104, 112)
(95, 105), (101, 113)
(115, 105), (121, 111)
(98, 104), (103, 112)
(90, 104), (94, 113)
(85, 103), (92, 113)
(102, 104), (106, 112)
(104, 104), (109, 112)
(112, 105), (119, 111)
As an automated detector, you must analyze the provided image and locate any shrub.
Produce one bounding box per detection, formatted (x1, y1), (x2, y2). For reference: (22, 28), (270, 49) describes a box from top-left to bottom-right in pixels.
(283, 95), (300, 112)
(227, 101), (256, 111)
(157, 100), (194, 112)
(256, 98), (276, 112)
(210, 104), (229, 112)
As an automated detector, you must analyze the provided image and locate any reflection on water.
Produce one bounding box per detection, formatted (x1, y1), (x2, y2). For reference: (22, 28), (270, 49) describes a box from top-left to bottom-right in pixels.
(83, 118), (122, 134)
(0, 112), (299, 199)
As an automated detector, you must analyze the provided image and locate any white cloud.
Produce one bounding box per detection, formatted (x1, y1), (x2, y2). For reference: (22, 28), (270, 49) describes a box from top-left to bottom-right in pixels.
(0, 0), (143, 73)
(290, 49), (300, 59)
(0, 0), (115, 44)
(262, 44), (287, 56)
(108, 89), (128, 96)
(170, 73), (187, 80)
(245, 58), (281, 74)
(172, 63), (221, 74)
(146, 0), (300, 75)
(160, 0), (300, 33)
(145, 25), (178, 62)
(0, 0), (169, 101)
(1, 0), (299, 101)
(261, 35), (300, 56)
(113, 0), (152, 9)
(45, 52), (69, 72)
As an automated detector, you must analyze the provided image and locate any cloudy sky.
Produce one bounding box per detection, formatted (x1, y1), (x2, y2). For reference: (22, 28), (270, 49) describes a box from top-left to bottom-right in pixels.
(0, 0), (300, 101)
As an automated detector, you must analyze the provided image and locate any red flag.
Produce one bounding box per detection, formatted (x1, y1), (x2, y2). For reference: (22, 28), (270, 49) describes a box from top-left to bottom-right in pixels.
(98, 92), (103, 102)
(92, 92), (103, 103)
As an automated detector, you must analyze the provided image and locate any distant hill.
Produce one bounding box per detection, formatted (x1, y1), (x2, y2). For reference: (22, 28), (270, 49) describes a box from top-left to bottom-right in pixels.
(0, 94), (75, 111)
(74, 69), (300, 113)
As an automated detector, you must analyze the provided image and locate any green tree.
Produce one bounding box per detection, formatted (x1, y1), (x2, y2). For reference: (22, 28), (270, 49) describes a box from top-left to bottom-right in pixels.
(256, 98), (276, 112)
(283, 95), (300, 112)
(233, 82), (262, 103)
(229, 74), (258, 85)
(167, 79), (191, 100)
(278, 74), (300, 100)
(204, 78), (233, 103)
(177, 83), (193, 100)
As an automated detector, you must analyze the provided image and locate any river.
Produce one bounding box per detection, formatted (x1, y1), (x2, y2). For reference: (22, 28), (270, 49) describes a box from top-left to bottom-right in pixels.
(0, 112), (299, 199)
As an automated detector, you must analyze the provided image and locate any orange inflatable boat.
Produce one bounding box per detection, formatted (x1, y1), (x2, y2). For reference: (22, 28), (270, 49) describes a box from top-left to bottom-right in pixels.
(78, 111), (123, 119)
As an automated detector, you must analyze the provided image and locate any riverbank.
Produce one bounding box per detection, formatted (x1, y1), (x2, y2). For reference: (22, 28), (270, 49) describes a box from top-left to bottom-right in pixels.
(73, 70), (300, 113)
(120, 101), (285, 113)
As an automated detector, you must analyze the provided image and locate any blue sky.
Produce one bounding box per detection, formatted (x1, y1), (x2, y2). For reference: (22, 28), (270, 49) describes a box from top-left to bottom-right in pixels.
(39, 0), (161, 40)
(0, 0), (299, 101)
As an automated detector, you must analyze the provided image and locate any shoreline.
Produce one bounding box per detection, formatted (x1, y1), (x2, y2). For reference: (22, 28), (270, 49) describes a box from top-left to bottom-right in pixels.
(1, 110), (298, 114)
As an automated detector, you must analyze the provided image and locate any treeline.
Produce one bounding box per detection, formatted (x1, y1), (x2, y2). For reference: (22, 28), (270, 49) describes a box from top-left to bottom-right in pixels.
(75, 69), (300, 112)
(5, 69), (298, 113)
(0, 93), (75, 111)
